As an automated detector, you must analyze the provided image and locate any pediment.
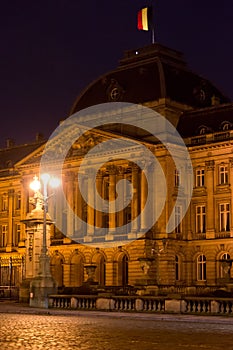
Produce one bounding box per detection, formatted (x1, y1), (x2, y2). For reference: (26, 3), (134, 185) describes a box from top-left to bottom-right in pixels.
(15, 125), (141, 169)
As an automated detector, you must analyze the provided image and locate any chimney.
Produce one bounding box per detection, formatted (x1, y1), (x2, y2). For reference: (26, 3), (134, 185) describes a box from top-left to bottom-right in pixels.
(35, 133), (44, 142)
(211, 95), (220, 106)
(6, 139), (15, 148)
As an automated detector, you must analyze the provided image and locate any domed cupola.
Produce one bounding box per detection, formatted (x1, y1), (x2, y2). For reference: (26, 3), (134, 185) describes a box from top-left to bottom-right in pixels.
(70, 43), (230, 115)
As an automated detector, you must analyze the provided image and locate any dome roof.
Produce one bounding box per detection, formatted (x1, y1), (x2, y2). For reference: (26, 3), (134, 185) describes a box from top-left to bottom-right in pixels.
(70, 43), (230, 115)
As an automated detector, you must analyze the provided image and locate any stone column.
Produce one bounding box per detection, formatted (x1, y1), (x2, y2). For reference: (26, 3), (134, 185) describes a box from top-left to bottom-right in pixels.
(84, 169), (95, 242)
(74, 173), (83, 233)
(55, 186), (63, 233)
(205, 160), (215, 239)
(230, 158), (233, 237)
(95, 171), (103, 228)
(140, 166), (148, 231)
(19, 178), (29, 246)
(66, 171), (74, 239)
(107, 165), (116, 240)
(129, 164), (139, 239)
(117, 167), (125, 230)
(6, 189), (14, 252)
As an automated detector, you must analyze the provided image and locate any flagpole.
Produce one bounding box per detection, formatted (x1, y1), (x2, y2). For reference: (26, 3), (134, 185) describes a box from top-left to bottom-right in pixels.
(152, 27), (155, 44)
(151, 5), (155, 44)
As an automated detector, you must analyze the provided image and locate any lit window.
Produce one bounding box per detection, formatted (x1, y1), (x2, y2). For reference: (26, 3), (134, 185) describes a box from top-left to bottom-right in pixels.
(175, 206), (182, 233)
(197, 254), (206, 281)
(221, 121), (232, 131)
(199, 127), (207, 135)
(1, 194), (8, 211)
(1, 225), (8, 247)
(220, 253), (230, 278)
(16, 192), (21, 210)
(175, 169), (180, 187)
(175, 255), (180, 281)
(196, 168), (205, 187)
(219, 165), (228, 185)
(219, 203), (230, 232)
(15, 224), (21, 246)
(196, 205), (206, 233)
(223, 123), (230, 130)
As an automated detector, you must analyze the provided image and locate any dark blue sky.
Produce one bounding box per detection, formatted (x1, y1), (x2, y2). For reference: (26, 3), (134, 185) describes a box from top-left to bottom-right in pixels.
(0, 0), (232, 147)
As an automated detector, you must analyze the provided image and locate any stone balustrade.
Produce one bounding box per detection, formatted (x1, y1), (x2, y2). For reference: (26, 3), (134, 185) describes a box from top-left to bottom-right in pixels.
(182, 297), (233, 315)
(48, 294), (233, 316)
(49, 295), (98, 310)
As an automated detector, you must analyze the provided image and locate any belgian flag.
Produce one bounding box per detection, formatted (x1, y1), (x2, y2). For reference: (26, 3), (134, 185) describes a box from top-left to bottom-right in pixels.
(137, 6), (153, 31)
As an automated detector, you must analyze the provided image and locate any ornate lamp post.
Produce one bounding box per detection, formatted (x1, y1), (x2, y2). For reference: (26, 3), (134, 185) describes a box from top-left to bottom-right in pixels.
(29, 173), (60, 308)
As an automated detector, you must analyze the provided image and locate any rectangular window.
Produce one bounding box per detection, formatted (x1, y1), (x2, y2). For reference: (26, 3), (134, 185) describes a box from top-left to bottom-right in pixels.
(175, 256), (180, 281)
(196, 205), (206, 233)
(15, 224), (21, 246)
(1, 194), (8, 211)
(219, 165), (228, 185)
(219, 203), (230, 231)
(175, 206), (182, 233)
(1, 225), (8, 247)
(197, 255), (207, 281)
(196, 168), (205, 187)
(175, 169), (180, 187)
(16, 193), (21, 210)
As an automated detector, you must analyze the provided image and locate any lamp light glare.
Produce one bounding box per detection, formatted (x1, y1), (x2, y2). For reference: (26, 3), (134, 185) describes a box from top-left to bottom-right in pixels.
(41, 173), (50, 184)
(49, 177), (60, 188)
(30, 176), (41, 192)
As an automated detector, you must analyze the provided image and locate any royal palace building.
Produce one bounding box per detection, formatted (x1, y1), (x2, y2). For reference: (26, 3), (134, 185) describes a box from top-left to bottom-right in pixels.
(1, 43), (233, 300)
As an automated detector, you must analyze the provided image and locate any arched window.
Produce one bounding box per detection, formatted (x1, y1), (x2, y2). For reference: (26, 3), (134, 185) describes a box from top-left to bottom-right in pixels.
(118, 254), (128, 286)
(94, 254), (106, 286)
(197, 254), (206, 281)
(50, 254), (64, 287)
(99, 255), (106, 286)
(199, 127), (207, 135)
(220, 253), (230, 278)
(92, 253), (106, 286)
(221, 121), (232, 131)
(70, 254), (83, 287)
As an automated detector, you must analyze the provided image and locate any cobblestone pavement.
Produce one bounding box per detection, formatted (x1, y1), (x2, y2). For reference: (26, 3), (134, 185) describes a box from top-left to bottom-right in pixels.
(1, 301), (233, 349)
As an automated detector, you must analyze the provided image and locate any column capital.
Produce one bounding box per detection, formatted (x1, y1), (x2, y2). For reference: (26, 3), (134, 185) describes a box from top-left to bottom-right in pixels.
(85, 167), (96, 176)
(229, 158), (233, 168)
(107, 165), (117, 175)
(116, 166), (125, 176)
(65, 171), (74, 181)
(205, 160), (215, 171)
(129, 162), (140, 172)
(8, 189), (15, 196)
(96, 170), (103, 179)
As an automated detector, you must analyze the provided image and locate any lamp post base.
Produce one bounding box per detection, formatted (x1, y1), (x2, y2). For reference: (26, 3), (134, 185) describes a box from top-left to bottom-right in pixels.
(29, 275), (57, 308)
(29, 253), (57, 308)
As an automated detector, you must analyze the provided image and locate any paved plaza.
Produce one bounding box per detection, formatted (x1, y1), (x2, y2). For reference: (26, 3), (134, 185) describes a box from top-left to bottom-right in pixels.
(1, 301), (233, 349)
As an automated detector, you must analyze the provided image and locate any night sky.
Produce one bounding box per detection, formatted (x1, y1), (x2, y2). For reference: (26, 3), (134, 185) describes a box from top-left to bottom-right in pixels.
(1, 0), (232, 147)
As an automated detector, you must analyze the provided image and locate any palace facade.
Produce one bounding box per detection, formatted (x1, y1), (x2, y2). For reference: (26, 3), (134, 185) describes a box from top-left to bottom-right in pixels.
(1, 43), (233, 299)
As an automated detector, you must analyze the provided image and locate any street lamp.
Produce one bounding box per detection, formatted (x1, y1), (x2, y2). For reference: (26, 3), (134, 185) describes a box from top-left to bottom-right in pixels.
(29, 173), (60, 307)
(30, 174), (59, 266)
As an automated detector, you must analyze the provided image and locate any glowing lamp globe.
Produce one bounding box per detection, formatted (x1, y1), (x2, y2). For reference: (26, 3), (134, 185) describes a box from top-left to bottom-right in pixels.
(30, 176), (41, 192)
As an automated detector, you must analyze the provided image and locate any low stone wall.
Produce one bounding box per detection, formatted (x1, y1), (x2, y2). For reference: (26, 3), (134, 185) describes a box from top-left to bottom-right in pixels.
(48, 295), (233, 316)
(0, 286), (19, 300)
